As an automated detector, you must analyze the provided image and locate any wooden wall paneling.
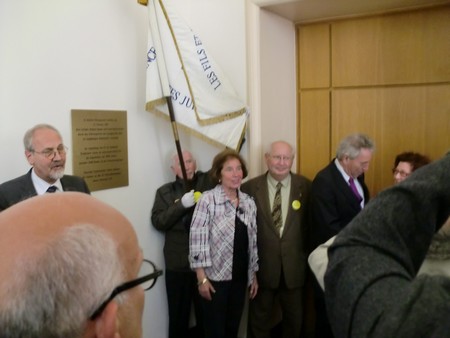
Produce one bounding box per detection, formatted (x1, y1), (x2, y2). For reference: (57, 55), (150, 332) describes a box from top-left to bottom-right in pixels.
(298, 23), (330, 89)
(374, 85), (449, 192)
(297, 6), (450, 196)
(331, 6), (450, 87)
(379, 87), (425, 190)
(377, 87), (430, 193)
(333, 85), (450, 195)
(378, 86), (449, 154)
(298, 90), (330, 180)
(419, 84), (450, 159)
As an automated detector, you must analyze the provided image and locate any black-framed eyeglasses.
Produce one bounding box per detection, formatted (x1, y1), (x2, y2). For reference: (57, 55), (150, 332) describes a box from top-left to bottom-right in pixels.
(32, 144), (68, 160)
(89, 259), (163, 320)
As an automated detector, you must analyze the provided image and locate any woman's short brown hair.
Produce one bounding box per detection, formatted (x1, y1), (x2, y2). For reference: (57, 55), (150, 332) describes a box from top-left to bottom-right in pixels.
(210, 149), (248, 184)
(394, 152), (431, 172)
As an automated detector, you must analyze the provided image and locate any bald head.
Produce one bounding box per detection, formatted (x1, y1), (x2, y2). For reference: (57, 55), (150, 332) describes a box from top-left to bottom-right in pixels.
(0, 192), (138, 279)
(171, 150), (197, 180)
(0, 192), (143, 338)
(265, 141), (295, 181)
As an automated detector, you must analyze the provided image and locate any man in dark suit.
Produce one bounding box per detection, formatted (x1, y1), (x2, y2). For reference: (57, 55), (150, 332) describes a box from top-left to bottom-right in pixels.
(151, 149), (214, 338)
(241, 140), (311, 338)
(310, 133), (375, 338)
(0, 124), (90, 211)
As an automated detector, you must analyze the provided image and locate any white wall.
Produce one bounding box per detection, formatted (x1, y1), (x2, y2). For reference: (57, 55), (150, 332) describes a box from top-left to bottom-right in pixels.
(0, 0), (247, 337)
(0, 0), (297, 336)
(259, 9), (297, 172)
(245, 3), (297, 177)
(245, 2), (297, 176)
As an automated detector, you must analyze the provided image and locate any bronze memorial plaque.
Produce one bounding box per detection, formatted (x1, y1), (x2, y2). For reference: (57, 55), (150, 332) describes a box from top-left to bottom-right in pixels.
(71, 109), (128, 191)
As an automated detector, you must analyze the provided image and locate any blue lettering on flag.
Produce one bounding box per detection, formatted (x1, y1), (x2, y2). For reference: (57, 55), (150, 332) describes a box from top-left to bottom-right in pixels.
(169, 85), (180, 101)
(169, 85), (195, 110)
(147, 46), (157, 68)
(193, 35), (221, 91)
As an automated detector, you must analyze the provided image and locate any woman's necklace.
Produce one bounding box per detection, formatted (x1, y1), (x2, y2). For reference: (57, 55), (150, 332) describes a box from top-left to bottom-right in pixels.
(225, 188), (238, 203)
(228, 193), (239, 206)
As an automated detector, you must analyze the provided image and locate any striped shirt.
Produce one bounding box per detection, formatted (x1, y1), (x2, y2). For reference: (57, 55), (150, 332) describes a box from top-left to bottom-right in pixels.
(189, 184), (259, 285)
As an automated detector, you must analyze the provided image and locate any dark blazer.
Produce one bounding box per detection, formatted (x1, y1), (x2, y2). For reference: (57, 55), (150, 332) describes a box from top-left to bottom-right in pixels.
(310, 159), (370, 249)
(151, 171), (215, 271)
(241, 172), (311, 289)
(0, 169), (90, 211)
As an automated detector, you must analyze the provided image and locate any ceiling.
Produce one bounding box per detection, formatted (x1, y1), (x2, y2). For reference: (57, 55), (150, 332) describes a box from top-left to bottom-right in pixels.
(253, 0), (450, 23)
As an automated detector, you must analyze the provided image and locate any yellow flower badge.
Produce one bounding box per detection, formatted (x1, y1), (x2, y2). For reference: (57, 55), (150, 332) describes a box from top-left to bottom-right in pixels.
(292, 200), (301, 210)
(194, 191), (202, 203)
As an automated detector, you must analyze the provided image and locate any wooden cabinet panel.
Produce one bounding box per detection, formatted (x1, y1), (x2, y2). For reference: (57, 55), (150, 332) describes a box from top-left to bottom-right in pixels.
(332, 85), (450, 194)
(298, 23), (330, 89)
(298, 90), (330, 180)
(297, 6), (450, 197)
(331, 7), (450, 87)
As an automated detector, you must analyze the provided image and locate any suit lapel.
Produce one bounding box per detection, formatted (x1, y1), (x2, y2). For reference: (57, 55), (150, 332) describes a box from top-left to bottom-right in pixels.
(357, 175), (369, 202)
(283, 175), (302, 236)
(255, 175), (279, 235)
(285, 178), (296, 230)
(258, 175), (272, 223)
(60, 176), (67, 192)
(329, 163), (362, 208)
(24, 169), (38, 197)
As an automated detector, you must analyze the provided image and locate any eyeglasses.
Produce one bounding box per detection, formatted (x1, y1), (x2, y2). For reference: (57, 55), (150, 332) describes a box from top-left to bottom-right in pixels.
(89, 259), (163, 320)
(392, 169), (410, 178)
(32, 144), (67, 160)
(270, 155), (293, 162)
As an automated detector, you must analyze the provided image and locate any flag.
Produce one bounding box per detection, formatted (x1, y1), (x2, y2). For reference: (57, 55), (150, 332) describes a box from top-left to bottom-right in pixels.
(145, 0), (248, 150)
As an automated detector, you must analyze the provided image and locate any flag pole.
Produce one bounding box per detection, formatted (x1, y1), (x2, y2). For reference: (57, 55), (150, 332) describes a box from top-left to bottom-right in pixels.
(167, 96), (191, 190)
(148, 0), (189, 187)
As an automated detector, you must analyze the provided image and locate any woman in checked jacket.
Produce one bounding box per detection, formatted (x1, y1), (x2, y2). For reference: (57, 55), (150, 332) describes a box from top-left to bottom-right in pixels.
(189, 149), (258, 338)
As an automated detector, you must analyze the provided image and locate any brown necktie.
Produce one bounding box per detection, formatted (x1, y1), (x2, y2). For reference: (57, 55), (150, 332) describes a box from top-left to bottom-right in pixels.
(272, 182), (282, 235)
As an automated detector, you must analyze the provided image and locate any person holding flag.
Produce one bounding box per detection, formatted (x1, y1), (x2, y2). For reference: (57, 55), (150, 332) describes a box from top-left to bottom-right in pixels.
(151, 149), (214, 338)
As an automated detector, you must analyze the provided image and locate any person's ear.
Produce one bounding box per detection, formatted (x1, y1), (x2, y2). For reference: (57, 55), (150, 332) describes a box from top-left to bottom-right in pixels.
(94, 300), (120, 338)
(25, 150), (34, 165)
(170, 165), (177, 176)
